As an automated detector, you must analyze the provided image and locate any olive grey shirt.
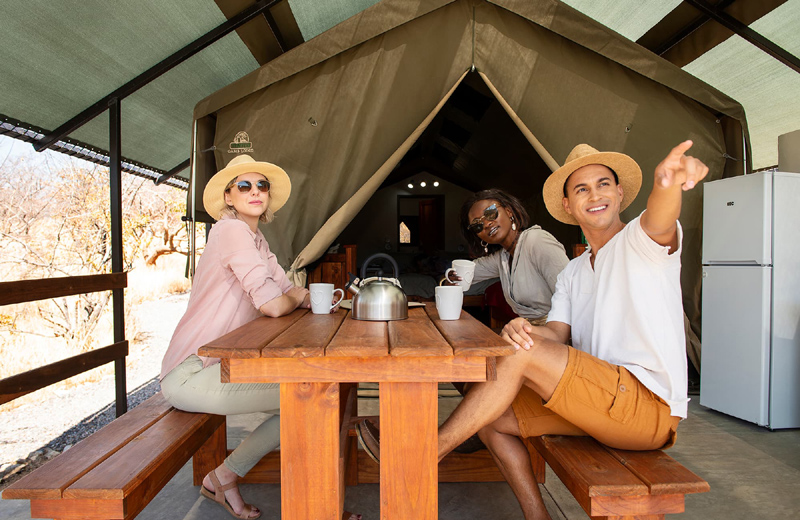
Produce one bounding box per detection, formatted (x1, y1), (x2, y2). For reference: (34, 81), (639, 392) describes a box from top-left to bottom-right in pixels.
(473, 226), (569, 320)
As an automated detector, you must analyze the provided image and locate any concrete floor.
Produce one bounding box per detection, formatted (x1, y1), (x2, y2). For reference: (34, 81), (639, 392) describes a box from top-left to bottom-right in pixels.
(2, 392), (800, 519)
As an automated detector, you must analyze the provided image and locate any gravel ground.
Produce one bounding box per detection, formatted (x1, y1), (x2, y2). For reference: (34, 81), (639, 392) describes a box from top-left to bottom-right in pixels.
(0, 292), (190, 488)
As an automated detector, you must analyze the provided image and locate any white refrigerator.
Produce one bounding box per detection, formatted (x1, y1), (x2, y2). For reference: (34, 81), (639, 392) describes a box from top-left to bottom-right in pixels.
(700, 171), (800, 429)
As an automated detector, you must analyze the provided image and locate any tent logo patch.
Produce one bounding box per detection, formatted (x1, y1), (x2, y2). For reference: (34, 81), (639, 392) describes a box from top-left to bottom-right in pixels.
(229, 131), (254, 154)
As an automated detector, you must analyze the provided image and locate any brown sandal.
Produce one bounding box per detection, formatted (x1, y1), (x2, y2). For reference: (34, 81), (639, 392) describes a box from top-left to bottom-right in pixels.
(200, 469), (262, 519)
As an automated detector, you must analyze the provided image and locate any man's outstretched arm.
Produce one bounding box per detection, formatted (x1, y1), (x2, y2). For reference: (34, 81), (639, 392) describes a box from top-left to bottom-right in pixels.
(641, 140), (709, 252)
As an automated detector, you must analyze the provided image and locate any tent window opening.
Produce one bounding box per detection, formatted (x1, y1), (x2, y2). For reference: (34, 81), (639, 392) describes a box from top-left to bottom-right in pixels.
(399, 222), (411, 243)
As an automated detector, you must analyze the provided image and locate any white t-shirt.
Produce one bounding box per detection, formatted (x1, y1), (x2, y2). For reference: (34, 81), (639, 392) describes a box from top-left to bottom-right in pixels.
(547, 213), (689, 418)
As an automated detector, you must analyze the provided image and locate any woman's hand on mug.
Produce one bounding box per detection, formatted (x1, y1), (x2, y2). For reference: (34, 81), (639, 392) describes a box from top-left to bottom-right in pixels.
(501, 317), (534, 351)
(287, 286), (310, 309)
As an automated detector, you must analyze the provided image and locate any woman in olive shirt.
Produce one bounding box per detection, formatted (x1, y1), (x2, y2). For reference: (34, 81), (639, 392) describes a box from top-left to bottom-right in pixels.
(460, 189), (568, 325)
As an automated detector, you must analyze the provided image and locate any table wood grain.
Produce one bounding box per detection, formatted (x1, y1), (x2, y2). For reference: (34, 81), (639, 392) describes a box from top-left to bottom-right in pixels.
(201, 307), (514, 360)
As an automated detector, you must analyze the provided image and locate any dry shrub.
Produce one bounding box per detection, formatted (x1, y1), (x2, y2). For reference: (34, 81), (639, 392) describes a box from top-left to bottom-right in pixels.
(127, 255), (190, 305)
(0, 158), (200, 412)
(0, 311), (116, 413)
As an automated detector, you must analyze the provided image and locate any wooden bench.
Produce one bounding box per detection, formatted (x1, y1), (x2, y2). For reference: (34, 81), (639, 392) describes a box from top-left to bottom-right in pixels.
(347, 417), (709, 519)
(524, 435), (709, 519)
(2, 393), (225, 520)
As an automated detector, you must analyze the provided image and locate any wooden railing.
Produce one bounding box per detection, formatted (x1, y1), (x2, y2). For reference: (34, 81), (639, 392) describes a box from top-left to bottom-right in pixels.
(0, 273), (128, 408)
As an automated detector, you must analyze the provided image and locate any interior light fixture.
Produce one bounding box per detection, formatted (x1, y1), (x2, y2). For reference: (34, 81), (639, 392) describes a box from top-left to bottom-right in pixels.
(433, 181), (440, 187)
(420, 181), (427, 187)
(408, 183), (414, 189)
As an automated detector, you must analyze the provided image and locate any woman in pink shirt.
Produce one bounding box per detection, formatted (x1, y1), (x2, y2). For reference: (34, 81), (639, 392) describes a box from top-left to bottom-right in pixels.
(160, 155), (309, 520)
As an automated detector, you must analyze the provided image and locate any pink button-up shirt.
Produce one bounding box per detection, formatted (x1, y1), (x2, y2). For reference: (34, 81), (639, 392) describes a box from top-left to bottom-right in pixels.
(160, 217), (293, 379)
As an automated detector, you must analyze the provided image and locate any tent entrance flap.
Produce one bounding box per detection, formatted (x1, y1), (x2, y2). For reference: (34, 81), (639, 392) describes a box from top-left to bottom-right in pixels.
(335, 69), (581, 268)
(287, 70), (470, 287)
(478, 71), (558, 173)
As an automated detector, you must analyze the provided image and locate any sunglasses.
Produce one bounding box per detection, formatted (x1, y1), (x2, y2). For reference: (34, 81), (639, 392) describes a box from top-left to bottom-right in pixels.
(228, 179), (270, 193)
(467, 204), (499, 234)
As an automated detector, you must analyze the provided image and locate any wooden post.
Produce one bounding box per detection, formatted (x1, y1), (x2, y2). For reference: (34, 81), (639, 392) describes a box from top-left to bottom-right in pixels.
(281, 382), (341, 520)
(380, 381), (438, 519)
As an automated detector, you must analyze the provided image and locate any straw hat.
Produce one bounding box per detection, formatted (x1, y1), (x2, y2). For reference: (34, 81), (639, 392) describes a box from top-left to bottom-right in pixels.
(543, 144), (642, 225)
(203, 154), (291, 220)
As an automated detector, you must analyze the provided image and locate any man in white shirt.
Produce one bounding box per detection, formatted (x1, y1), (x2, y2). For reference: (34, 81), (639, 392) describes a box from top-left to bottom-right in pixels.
(423, 141), (706, 519)
(450, 141), (708, 519)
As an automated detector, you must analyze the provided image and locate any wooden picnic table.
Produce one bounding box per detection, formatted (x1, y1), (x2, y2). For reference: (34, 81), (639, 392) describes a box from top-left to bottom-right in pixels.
(198, 305), (514, 520)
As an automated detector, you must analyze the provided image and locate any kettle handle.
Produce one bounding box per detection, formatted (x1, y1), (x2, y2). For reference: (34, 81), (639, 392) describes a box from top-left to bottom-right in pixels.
(360, 253), (400, 280)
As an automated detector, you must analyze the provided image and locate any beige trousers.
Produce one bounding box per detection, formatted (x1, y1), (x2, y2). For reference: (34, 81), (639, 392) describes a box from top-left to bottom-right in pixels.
(161, 355), (280, 477)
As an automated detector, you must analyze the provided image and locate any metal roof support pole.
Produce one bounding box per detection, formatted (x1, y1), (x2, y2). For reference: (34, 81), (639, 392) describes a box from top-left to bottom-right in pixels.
(109, 98), (128, 418)
(649, 0), (735, 56)
(155, 158), (190, 185)
(33, 0), (284, 153)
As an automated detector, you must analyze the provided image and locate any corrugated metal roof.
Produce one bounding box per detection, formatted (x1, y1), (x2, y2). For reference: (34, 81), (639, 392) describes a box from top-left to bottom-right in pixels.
(683, 0), (800, 168)
(0, 0), (797, 182)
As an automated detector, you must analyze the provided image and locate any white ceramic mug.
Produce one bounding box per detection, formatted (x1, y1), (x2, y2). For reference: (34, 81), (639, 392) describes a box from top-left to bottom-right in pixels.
(435, 285), (463, 320)
(444, 259), (476, 292)
(309, 283), (344, 314)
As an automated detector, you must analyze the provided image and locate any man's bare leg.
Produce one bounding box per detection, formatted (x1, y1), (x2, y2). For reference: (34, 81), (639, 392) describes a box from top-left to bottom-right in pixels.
(438, 337), (568, 460)
(478, 407), (551, 520)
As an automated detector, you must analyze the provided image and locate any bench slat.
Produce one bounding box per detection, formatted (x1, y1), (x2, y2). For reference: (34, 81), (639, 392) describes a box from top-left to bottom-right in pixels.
(528, 436), (648, 515)
(2, 394), (173, 500)
(603, 446), (711, 496)
(63, 409), (223, 502)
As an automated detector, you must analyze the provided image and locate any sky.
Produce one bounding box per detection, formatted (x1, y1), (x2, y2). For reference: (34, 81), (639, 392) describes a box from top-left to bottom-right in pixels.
(0, 134), (34, 163)
(0, 134), (83, 173)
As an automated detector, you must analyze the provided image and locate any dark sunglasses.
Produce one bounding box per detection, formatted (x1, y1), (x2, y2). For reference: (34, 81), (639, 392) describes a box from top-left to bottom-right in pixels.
(467, 203), (499, 234)
(228, 179), (270, 193)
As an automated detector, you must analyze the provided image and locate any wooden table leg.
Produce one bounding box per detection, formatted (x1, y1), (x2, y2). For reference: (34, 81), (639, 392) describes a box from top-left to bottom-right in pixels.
(380, 381), (438, 519)
(280, 382), (341, 520)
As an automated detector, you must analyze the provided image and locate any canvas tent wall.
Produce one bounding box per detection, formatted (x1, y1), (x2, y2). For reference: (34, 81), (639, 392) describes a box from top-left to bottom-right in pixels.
(190, 0), (749, 366)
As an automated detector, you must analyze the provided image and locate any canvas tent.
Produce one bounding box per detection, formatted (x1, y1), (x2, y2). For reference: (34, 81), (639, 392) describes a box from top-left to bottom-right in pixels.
(190, 0), (750, 368)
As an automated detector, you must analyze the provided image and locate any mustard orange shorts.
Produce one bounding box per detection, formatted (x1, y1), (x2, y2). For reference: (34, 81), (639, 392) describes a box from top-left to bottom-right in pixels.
(511, 347), (680, 450)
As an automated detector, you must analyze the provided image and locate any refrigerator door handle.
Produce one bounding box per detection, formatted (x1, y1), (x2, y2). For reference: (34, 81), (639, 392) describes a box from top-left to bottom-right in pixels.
(704, 261), (770, 267)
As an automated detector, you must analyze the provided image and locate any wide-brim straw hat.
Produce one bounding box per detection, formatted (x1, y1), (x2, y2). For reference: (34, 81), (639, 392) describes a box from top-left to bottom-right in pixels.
(543, 144), (642, 225)
(203, 154), (291, 220)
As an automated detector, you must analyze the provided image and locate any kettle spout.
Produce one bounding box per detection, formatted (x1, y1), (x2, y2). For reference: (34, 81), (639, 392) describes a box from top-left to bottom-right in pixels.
(345, 277), (360, 296)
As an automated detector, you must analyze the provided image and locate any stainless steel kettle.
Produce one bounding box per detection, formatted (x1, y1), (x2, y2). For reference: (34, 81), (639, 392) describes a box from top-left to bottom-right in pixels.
(345, 253), (408, 321)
